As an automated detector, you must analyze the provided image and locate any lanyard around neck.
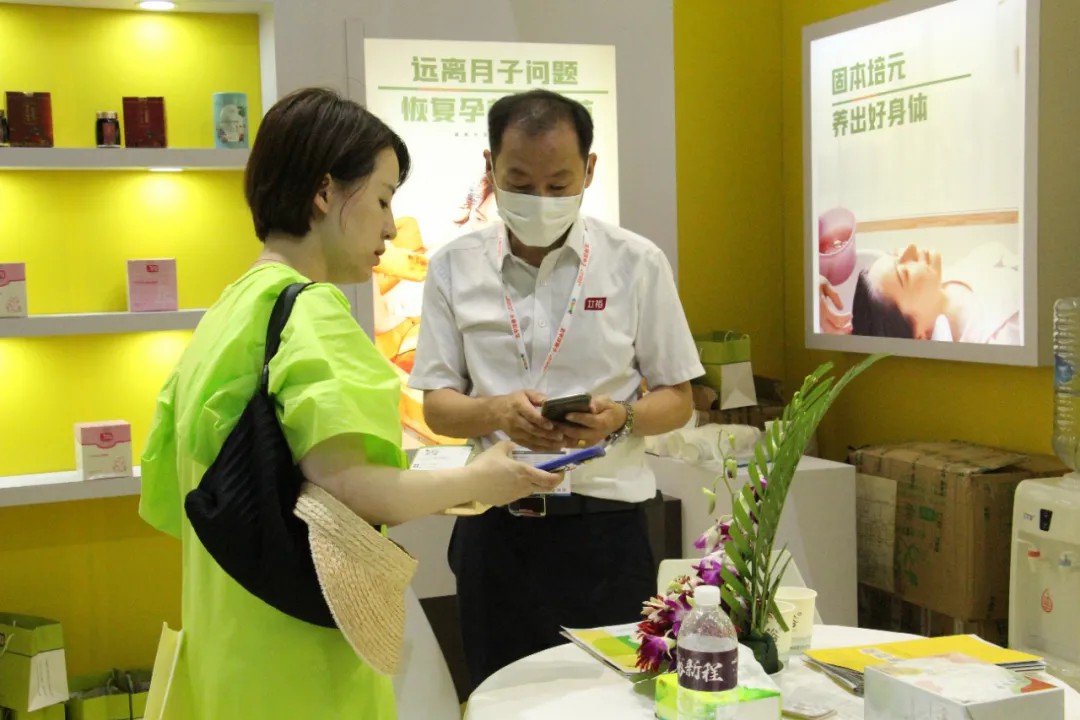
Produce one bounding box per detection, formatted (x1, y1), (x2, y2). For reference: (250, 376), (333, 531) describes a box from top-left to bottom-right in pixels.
(495, 223), (592, 387)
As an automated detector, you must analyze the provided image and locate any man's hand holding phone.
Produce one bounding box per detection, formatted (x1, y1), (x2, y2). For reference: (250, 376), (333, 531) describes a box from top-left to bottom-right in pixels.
(560, 395), (628, 448)
(493, 390), (565, 452)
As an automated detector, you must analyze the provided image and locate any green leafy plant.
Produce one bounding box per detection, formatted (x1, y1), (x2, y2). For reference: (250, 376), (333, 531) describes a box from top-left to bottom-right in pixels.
(636, 355), (884, 674)
(717, 355), (884, 641)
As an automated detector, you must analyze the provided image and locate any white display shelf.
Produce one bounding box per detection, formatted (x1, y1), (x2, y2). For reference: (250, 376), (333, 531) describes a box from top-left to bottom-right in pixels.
(0, 309), (205, 338)
(0, 147), (248, 171)
(0, 467), (141, 508)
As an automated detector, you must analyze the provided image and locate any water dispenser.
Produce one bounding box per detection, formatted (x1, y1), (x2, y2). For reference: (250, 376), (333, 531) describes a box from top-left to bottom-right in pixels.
(1009, 298), (1080, 690)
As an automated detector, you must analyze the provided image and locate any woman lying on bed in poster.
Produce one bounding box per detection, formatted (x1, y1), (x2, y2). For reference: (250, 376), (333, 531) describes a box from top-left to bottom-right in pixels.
(818, 241), (1021, 344)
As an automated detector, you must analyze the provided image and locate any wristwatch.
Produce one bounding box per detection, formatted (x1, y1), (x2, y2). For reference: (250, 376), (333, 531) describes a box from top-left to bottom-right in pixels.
(606, 400), (635, 444)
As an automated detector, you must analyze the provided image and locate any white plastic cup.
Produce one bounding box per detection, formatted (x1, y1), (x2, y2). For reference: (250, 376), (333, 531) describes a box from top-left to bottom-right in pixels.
(775, 587), (817, 653)
(764, 600), (796, 662)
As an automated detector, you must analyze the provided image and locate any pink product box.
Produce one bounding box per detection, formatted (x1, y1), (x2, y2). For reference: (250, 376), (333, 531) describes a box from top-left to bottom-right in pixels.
(126, 259), (178, 312)
(0, 262), (28, 318)
(74, 421), (133, 480)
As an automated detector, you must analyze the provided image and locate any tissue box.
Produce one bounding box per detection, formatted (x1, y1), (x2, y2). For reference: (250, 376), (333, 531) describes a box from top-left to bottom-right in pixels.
(865, 654), (1064, 720)
(66, 675), (131, 720)
(0, 263), (27, 317)
(126, 259), (178, 312)
(75, 421), (133, 481)
(654, 673), (781, 720)
(0, 614), (68, 714)
(0, 704), (65, 720)
(655, 644), (782, 720)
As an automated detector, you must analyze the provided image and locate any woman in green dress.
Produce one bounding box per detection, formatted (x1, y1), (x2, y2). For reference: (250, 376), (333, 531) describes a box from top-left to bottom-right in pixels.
(138, 88), (559, 719)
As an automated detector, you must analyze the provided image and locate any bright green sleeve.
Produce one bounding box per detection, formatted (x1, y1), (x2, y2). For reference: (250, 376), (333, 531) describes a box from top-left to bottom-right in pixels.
(268, 284), (406, 469)
(139, 371), (183, 539)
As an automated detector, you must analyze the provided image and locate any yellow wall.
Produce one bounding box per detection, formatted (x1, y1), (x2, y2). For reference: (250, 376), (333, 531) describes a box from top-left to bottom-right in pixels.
(0, 6), (262, 675)
(673, 0), (786, 380)
(777, 0), (1054, 459)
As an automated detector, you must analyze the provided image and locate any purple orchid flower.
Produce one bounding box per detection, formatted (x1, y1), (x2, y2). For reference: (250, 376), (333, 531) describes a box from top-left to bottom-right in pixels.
(693, 518), (732, 554)
(635, 628), (675, 673)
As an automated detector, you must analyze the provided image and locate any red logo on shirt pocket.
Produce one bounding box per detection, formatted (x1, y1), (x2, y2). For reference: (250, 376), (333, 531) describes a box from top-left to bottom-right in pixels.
(584, 297), (607, 311)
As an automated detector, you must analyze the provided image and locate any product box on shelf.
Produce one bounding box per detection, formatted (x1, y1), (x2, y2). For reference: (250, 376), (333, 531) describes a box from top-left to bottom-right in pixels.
(849, 441), (1068, 620)
(864, 654), (1063, 720)
(4, 92), (53, 147)
(0, 614), (69, 714)
(74, 421), (133, 481)
(121, 97), (167, 148)
(126, 259), (178, 312)
(0, 263), (27, 318)
(213, 92), (248, 148)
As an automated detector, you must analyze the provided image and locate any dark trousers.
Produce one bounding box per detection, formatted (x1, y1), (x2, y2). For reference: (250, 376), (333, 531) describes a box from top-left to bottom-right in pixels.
(449, 500), (657, 693)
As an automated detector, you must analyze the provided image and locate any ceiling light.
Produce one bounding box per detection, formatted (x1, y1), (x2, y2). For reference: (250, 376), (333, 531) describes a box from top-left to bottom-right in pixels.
(138, 1), (176, 11)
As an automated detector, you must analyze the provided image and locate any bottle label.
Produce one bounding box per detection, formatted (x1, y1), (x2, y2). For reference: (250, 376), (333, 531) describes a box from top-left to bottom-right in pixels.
(676, 647), (737, 692)
(1056, 354), (1076, 388)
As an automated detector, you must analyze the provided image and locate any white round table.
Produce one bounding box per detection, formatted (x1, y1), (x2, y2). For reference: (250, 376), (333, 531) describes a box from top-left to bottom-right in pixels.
(464, 625), (1080, 720)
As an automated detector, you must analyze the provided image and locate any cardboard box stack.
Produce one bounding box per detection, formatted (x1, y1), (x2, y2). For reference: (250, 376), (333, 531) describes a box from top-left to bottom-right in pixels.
(850, 441), (1068, 643)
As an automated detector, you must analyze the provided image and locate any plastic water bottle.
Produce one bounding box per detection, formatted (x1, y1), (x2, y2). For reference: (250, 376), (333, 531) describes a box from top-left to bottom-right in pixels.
(1053, 298), (1080, 475)
(677, 585), (739, 719)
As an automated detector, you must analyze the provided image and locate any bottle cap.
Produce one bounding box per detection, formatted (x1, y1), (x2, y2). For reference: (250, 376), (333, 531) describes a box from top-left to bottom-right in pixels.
(694, 584), (720, 607)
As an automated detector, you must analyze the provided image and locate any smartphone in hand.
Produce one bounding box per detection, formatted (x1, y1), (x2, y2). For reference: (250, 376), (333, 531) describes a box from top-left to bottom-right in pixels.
(533, 445), (606, 472)
(540, 393), (592, 423)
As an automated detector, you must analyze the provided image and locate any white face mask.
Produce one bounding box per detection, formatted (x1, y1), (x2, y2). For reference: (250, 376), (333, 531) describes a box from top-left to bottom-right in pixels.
(492, 175), (585, 248)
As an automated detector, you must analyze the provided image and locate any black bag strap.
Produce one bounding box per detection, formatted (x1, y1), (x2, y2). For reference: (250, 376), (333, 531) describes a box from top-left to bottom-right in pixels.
(260, 282), (314, 392)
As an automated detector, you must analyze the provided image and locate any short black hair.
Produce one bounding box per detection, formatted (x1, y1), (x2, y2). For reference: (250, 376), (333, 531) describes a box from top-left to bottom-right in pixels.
(487, 89), (593, 160)
(851, 270), (915, 338)
(245, 87), (410, 241)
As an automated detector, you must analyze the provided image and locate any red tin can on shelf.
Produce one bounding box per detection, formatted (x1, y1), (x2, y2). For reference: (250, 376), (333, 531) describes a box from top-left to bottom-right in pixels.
(6, 92), (54, 147)
(122, 96), (167, 148)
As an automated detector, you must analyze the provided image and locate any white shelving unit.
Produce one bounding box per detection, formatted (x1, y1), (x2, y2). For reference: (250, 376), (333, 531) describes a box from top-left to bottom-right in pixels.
(0, 309), (205, 338)
(0, 147), (248, 171)
(0, 467), (141, 508)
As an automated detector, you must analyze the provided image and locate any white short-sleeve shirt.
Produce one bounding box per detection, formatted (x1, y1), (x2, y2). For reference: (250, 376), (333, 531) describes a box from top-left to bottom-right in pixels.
(408, 216), (704, 502)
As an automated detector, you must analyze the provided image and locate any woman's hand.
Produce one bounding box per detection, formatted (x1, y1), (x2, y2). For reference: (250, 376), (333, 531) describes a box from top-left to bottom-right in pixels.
(818, 276), (852, 335)
(468, 441), (563, 507)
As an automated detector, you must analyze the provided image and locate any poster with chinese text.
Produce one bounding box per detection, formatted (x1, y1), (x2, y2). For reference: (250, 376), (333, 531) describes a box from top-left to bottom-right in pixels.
(809, 0), (1028, 348)
(363, 38), (619, 447)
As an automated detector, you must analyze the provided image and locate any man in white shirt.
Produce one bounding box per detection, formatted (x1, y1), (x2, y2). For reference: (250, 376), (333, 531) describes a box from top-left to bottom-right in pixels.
(409, 89), (704, 690)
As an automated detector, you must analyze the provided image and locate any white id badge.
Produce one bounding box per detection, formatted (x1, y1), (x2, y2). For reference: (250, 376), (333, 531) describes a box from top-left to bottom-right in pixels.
(409, 445), (474, 470)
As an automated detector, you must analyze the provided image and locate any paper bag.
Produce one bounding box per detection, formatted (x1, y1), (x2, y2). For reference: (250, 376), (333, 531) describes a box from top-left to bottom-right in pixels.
(0, 703), (65, 720)
(112, 670), (151, 720)
(142, 624), (184, 720)
(0, 614), (68, 713)
(694, 331), (757, 410)
(66, 674), (130, 720)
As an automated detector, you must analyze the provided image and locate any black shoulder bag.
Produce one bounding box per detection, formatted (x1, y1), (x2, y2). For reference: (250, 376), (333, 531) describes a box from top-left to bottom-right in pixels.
(184, 281), (336, 627)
